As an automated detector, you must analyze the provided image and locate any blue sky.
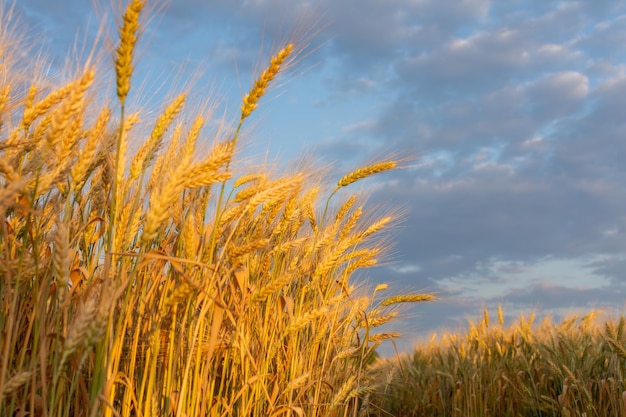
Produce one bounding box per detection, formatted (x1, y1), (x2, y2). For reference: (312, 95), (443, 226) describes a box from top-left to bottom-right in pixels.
(14, 0), (626, 352)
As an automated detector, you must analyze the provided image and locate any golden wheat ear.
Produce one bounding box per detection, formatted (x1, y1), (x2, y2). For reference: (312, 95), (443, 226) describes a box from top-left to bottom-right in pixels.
(115, 0), (143, 107)
(241, 43), (294, 121)
(335, 161), (397, 192)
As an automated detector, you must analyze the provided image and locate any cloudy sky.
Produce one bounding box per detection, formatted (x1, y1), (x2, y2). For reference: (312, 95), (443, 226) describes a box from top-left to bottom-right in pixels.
(14, 0), (626, 352)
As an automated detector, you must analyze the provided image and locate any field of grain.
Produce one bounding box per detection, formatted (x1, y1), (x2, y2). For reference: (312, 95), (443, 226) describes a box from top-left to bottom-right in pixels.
(363, 307), (626, 417)
(0, 2), (432, 416)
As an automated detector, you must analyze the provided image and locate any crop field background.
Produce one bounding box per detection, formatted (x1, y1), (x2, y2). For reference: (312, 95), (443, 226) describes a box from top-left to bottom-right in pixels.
(366, 308), (626, 417)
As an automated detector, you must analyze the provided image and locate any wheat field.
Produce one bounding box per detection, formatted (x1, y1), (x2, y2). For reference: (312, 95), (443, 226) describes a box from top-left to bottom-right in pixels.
(364, 307), (626, 417)
(0, 2), (433, 417)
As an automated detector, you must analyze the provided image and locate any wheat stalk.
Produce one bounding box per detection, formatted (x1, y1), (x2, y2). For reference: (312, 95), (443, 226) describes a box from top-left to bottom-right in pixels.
(367, 312), (399, 328)
(0, 85), (11, 116)
(366, 332), (400, 343)
(338, 205), (362, 240)
(285, 306), (330, 335)
(70, 107), (111, 190)
(0, 178), (27, 208)
(301, 186), (319, 232)
(114, 112), (140, 203)
(1, 371), (32, 398)
(129, 94), (186, 181)
(40, 68), (94, 156)
(328, 374), (357, 411)
(115, 0), (143, 106)
(141, 135), (231, 242)
(234, 173), (265, 189)
(381, 293), (435, 307)
(52, 219), (71, 303)
(20, 83), (73, 131)
(241, 44), (294, 120)
(56, 68), (95, 157)
(252, 270), (294, 303)
(180, 213), (200, 259)
(181, 140), (234, 188)
(334, 161), (396, 192)
(56, 295), (103, 384)
(179, 113), (205, 163)
(0, 159), (18, 184)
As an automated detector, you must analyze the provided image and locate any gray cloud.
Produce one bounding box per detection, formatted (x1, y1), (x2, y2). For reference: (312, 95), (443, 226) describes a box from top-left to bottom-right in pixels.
(504, 283), (622, 309)
(526, 71), (588, 122)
